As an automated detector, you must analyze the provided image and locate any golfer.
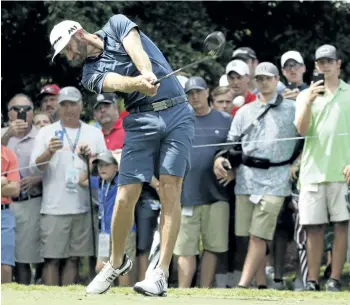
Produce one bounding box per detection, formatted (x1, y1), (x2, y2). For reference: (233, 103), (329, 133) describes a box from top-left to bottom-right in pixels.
(49, 14), (195, 296)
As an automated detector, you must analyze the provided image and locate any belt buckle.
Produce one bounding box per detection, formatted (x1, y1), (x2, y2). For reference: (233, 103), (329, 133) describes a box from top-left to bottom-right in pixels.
(152, 101), (168, 112)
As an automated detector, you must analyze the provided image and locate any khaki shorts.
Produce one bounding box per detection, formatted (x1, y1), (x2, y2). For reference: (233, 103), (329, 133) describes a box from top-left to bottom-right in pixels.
(299, 182), (350, 225)
(98, 230), (136, 264)
(11, 197), (44, 263)
(174, 201), (229, 256)
(235, 195), (285, 241)
(41, 213), (97, 259)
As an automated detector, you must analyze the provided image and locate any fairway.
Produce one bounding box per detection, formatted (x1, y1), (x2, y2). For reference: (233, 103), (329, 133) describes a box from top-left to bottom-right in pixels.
(2, 284), (350, 305)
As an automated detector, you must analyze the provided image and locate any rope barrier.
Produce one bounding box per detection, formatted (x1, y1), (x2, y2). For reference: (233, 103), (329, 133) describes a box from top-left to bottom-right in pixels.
(1, 132), (349, 176)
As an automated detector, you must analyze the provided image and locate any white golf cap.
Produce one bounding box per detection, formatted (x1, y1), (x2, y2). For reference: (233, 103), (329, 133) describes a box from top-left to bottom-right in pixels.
(226, 60), (250, 76)
(281, 51), (304, 68)
(50, 20), (83, 62)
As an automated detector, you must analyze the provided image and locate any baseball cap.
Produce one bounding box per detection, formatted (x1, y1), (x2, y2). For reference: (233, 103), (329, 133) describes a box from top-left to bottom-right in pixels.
(315, 44), (337, 61)
(93, 93), (117, 109)
(254, 62), (279, 77)
(92, 150), (118, 166)
(50, 20), (83, 62)
(184, 77), (207, 93)
(57, 86), (82, 104)
(226, 60), (250, 76)
(232, 47), (257, 60)
(281, 51), (304, 68)
(37, 84), (61, 101)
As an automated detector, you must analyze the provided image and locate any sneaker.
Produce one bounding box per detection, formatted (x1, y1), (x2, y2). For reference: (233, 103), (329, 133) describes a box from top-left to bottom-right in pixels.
(270, 279), (287, 290)
(133, 267), (168, 296)
(325, 278), (341, 292)
(86, 254), (132, 295)
(305, 280), (320, 291)
(293, 277), (305, 291)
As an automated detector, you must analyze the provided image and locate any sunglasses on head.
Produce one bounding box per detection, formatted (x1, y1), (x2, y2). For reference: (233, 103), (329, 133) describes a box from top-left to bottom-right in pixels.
(9, 105), (33, 112)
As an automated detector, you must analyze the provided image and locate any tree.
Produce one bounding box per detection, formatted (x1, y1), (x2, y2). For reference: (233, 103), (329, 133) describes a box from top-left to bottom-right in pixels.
(2, 1), (349, 121)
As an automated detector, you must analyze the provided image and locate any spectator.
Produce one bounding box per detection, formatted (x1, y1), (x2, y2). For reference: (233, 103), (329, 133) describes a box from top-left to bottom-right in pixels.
(33, 111), (54, 129)
(295, 44), (350, 291)
(30, 86), (107, 286)
(211, 86), (234, 114)
(214, 62), (298, 289)
(1, 145), (21, 283)
(93, 93), (125, 151)
(232, 47), (286, 95)
(225, 60), (256, 116)
(36, 84), (60, 122)
(281, 51), (308, 100)
(1, 94), (43, 285)
(174, 77), (232, 288)
(79, 150), (136, 286)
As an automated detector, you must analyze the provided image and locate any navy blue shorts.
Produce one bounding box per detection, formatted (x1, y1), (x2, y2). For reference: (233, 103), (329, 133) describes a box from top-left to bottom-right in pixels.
(118, 102), (195, 185)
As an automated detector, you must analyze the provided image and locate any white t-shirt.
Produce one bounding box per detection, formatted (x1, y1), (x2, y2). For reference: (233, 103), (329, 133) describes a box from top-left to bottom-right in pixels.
(30, 121), (107, 215)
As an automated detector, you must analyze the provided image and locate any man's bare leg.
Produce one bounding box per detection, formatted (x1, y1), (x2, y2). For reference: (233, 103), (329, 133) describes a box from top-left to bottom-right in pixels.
(238, 236), (267, 287)
(157, 175), (183, 275)
(110, 184), (143, 268)
(61, 257), (79, 285)
(1, 265), (13, 283)
(43, 259), (60, 286)
(330, 221), (349, 281)
(178, 255), (196, 288)
(199, 250), (217, 288)
(305, 225), (324, 282)
(138, 253), (149, 281)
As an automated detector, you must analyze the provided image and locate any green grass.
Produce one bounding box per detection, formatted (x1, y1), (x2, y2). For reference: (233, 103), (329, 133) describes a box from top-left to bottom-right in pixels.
(2, 284), (350, 305)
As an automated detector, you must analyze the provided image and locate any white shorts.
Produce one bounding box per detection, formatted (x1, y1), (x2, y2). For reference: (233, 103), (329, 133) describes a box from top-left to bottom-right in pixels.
(299, 182), (350, 225)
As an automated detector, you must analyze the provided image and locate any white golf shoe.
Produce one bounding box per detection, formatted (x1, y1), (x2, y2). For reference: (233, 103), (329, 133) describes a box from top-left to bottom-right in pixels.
(86, 254), (132, 295)
(133, 267), (168, 297)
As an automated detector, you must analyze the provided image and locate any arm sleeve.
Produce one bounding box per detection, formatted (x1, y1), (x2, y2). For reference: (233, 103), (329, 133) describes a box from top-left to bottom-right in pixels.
(81, 69), (107, 94)
(95, 130), (107, 154)
(29, 128), (48, 174)
(6, 149), (20, 182)
(109, 14), (139, 43)
(227, 109), (243, 142)
(294, 89), (309, 127)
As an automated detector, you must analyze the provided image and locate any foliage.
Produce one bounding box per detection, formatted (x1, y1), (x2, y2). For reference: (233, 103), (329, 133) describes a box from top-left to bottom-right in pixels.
(2, 1), (350, 121)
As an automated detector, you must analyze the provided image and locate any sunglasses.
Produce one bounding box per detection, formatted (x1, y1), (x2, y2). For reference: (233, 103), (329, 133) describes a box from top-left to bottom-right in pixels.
(8, 105), (33, 112)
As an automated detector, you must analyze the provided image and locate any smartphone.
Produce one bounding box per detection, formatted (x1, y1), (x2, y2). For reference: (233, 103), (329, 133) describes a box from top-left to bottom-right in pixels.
(288, 82), (297, 90)
(312, 72), (325, 96)
(17, 110), (27, 122)
(312, 72), (325, 84)
(54, 130), (64, 141)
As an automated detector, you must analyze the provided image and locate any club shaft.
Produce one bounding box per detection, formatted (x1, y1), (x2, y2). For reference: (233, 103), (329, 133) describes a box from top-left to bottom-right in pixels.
(153, 55), (212, 85)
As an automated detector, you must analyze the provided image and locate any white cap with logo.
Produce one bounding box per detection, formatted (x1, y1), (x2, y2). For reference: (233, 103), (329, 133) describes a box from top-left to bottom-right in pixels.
(50, 20), (83, 62)
(226, 60), (250, 76)
(281, 51), (304, 68)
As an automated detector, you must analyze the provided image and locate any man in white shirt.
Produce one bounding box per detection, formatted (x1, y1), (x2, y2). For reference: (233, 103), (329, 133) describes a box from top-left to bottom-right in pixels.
(30, 87), (107, 286)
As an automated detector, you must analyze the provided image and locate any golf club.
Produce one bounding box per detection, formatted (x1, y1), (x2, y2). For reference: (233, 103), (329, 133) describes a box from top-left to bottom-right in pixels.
(152, 31), (226, 85)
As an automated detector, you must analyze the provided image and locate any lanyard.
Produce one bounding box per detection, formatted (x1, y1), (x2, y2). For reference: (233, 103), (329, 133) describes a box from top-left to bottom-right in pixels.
(100, 180), (111, 233)
(60, 121), (81, 158)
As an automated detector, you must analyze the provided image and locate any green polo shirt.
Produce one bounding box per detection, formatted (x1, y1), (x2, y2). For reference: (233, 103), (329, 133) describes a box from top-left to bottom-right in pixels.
(295, 80), (350, 185)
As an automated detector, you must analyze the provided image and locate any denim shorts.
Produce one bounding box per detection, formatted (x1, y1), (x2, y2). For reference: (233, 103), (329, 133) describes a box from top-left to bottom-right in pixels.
(1, 208), (16, 266)
(118, 102), (195, 185)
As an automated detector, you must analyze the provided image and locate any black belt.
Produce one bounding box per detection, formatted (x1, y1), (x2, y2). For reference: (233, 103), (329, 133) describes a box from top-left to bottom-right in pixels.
(12, 193), (42, 202)
(128, 95), (187, 114)
(1, 204), (10, 210)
